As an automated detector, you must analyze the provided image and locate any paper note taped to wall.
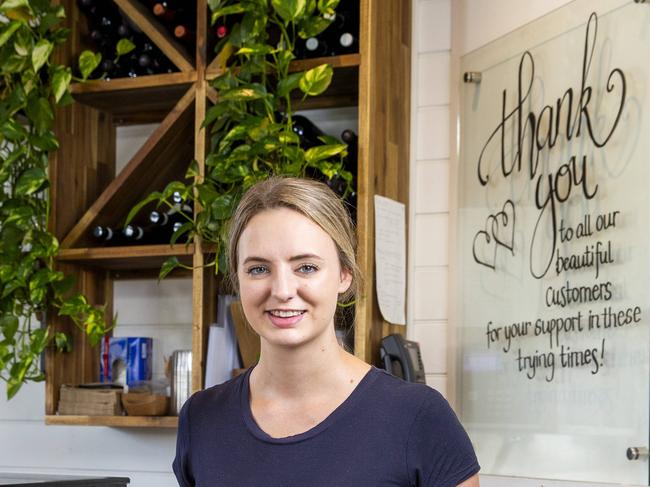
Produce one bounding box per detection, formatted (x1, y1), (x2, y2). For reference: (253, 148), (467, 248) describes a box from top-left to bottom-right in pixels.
(374, 195), (406, 325)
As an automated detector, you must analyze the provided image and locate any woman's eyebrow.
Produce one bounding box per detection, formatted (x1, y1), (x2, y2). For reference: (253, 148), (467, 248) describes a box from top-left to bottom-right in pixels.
(289, 253), (324, 262)
(242, 253), (324, 265)
(242, 256), (270, 265)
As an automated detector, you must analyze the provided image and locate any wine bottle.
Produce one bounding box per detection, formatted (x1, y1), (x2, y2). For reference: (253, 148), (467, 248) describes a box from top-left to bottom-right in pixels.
(321, 2), (360, 56)
(171, 191), (193, 215)
(148, 210), (188, 243)
(92, 225), (125, 246)
(212, 13), (244, 54)
(77, 0), (112, 17)
(302, 36), (329, 59)
(153, 1), (196, 48)
(341, 129), (358, 174)
(214, 22), (228, 40)
(122, 224), (146, 243)
(337, 31), (358, 55)
(174, 24), (194, 43)
(292, 115), (326, 148)
(152, 1), (176, 23)
(116, 21), (135, 39)
(78, 0), (129, 79)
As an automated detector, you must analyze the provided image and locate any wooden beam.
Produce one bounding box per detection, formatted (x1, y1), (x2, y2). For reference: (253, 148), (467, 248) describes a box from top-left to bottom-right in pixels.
(60, 87), (196, 248)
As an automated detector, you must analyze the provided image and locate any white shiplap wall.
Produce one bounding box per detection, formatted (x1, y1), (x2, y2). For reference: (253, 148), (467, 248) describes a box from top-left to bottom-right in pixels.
(407, 0), (453, 397)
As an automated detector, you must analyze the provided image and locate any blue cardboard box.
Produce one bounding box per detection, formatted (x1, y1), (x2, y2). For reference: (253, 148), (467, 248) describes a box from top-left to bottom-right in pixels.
(100, 337), (152, 386)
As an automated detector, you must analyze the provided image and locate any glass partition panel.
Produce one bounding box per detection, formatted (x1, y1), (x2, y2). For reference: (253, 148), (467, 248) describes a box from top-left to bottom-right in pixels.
(457, 0), (650, 484)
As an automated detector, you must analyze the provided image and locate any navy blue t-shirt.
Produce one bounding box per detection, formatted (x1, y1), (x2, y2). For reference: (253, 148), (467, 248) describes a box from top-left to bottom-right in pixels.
(173, 366), (479, 486)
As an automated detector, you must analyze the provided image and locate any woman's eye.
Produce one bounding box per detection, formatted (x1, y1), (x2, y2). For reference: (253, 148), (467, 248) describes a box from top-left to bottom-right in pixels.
(247, 266), (268, 276)
(298, 264), (318, 274)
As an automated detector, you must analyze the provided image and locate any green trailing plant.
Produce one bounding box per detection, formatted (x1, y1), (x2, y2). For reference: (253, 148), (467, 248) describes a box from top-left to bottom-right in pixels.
(127, 0), (354, 280)
(77, 37), (135, 81)
(0, 0), (111, 399)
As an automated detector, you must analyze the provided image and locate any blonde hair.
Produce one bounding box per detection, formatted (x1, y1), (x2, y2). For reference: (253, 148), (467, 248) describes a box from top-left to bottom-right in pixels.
(227, 176), (363, 304)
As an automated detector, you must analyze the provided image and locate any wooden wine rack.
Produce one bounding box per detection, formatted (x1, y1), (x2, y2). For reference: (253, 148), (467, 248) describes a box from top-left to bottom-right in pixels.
(46, 0), (411, 428)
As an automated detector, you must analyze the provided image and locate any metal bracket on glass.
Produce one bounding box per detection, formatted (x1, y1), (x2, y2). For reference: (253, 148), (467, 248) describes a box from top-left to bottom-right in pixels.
(626, 447), (649, 460)
(463, 71), (482, 84)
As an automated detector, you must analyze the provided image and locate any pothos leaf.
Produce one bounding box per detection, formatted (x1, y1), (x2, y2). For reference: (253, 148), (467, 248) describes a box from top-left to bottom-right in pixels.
(317, 0), (339, 14)
(7, 378), (23, 400)
(54, 332), (72, 353)
(31, 39), (53, 73)
(277, 72), (303, 97)
(78, 50), (101, 80)
(124, 191), (163, 226)
(211, 4), (246, 25)
(15, 167), (47, 196)
(159, 256), (181, 280)
(271, 0), (307, 23)
(0, 315), (19, 342)
(305, 143), (347, 164)
(220, 84), (267, 102)
(0, 21), (21, 48)
(210, 194), (234, 220)
(116, 38), (135, 57)
(299, 63), (333, 96)
(25, 96), (54, 133)
(0, 0), (30, 12)
(298, 15), (330, 38)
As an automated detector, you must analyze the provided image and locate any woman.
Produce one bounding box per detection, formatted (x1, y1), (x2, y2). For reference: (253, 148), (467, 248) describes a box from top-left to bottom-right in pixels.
(173, 177), (480, 486)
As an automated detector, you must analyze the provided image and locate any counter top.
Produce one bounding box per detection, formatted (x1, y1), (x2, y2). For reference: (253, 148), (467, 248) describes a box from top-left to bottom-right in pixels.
(0, 474), (129, 486)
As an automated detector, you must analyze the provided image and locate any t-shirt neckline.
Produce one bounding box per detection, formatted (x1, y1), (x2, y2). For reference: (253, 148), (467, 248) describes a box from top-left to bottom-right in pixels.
(241, 365), (378, 444)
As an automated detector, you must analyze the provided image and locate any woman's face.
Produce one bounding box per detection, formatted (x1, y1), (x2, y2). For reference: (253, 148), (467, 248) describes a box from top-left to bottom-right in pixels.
(237, 207), (352, 349)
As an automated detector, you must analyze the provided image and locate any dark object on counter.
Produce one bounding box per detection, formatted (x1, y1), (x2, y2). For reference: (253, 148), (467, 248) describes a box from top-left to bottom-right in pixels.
(0, 474), (129, 486)
(379, 334), (426, 384)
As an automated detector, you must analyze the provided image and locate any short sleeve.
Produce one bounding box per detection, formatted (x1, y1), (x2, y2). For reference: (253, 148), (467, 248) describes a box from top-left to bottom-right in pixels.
(172, 395), (195, 487)
(406, 391), (480, 487)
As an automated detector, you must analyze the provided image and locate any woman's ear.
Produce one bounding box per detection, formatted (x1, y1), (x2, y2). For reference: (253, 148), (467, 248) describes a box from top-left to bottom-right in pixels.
(338, 268), (353, 295)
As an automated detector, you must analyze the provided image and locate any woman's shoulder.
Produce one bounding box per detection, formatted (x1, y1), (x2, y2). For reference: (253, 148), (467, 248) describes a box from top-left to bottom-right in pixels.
(367, 366), (447, 407)
(357, 367), (454, 430)
(184, 369), (249, 418)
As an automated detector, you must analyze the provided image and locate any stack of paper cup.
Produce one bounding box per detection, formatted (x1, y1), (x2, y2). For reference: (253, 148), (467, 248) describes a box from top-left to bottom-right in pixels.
(170, 350), (192, 415)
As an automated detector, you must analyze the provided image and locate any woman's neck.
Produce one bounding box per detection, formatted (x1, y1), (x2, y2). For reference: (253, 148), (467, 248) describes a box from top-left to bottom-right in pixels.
(250, 331), (366, 400)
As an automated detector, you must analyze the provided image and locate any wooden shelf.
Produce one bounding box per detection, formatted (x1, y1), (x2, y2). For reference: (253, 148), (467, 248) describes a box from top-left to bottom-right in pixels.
(48, 0), (411, 427)
(61, 87), (195, 248)
(292, 65), (359, 110)
(45, 415), (178, 428)
(205, 53), (360, 81)
(288, 53), (360, 72)
(287, 55), (361, 109)
(58, 244), (195, 270)
(70, 71), (197, 122)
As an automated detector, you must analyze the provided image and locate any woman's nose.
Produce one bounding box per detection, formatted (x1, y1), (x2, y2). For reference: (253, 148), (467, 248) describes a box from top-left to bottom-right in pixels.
(271, 268), (297, 301)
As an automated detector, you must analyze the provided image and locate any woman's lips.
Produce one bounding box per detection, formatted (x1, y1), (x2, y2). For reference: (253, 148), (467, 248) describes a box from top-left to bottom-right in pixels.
(266, 310), (306, 328)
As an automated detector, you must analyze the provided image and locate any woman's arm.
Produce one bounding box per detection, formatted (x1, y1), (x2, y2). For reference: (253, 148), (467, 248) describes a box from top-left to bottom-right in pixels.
(458, 474), (480, 487)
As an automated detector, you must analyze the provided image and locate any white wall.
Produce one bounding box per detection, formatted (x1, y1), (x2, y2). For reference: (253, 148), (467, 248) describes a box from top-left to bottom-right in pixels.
(406, 0), (453, 396)
(407, 0), (575, 402)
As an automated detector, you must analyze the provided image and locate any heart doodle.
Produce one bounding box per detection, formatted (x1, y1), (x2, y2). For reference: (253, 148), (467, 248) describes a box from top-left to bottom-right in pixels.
(472, 225), (497, 270)
(491, 199), (515, 254)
